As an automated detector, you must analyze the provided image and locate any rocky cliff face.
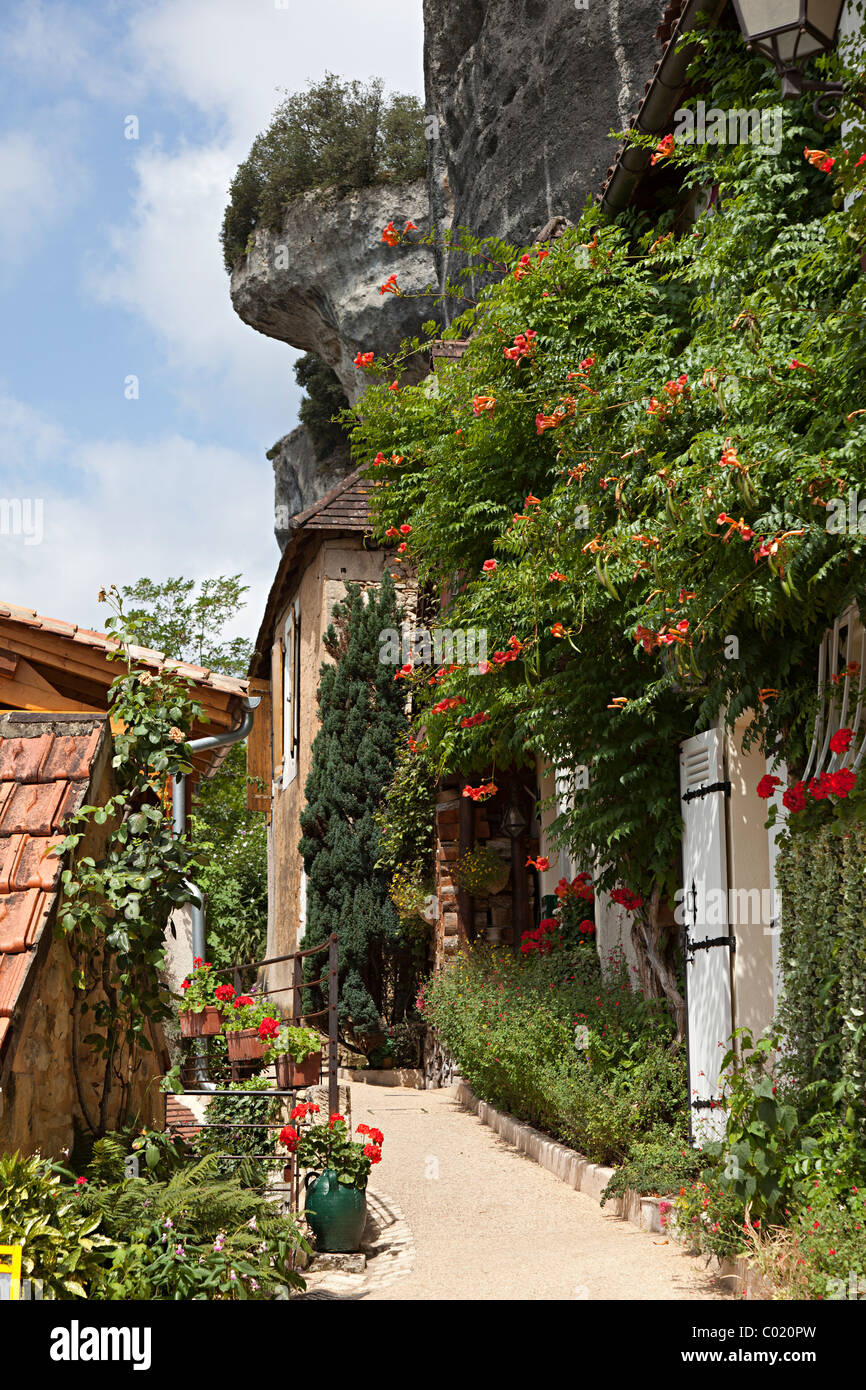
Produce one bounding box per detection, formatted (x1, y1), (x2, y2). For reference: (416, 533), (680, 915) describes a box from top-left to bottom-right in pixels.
(231, 180), (438, 406)
(270, 425), (352, 551)
(423, 0), (664, 308)
(231, 3), (666, 537)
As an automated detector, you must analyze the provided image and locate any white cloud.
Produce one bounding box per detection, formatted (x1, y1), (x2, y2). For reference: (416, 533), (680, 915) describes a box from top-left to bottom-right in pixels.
(0, 128), (84, 267)
(0, 1), (138, 104)
(88, 141), (296, 438)
(90, 0), (425, 434)
(129, 0), (425, 135)
(0, 393), (275, 642)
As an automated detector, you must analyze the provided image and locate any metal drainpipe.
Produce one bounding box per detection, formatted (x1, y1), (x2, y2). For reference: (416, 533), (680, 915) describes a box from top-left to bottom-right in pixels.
(599, 0), (728, 218)
(171, 695), (261, 1088)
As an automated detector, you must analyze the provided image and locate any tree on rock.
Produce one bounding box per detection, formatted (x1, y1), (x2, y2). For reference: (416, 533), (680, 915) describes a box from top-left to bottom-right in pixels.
(299, 576), (410, 1041)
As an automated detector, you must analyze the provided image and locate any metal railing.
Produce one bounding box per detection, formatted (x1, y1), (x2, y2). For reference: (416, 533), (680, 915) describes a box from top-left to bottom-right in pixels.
(166, 933), (339, 1220)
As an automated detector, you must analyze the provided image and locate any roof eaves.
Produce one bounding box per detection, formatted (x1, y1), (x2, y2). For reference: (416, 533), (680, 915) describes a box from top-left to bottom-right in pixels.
(598, 0), (728, 217)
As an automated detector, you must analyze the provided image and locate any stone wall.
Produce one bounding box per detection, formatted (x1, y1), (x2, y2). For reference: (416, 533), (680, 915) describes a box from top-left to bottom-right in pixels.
(0, 930), (165, 1159)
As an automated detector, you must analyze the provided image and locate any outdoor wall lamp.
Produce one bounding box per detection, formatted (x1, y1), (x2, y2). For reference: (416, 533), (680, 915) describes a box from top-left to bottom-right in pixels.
(501, 788), (530, 840)
(730, 0), (856, 115)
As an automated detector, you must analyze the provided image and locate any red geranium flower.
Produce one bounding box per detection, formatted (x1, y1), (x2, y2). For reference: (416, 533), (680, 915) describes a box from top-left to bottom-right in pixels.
(782, 781), (807, 814)
(258, 1016), (280, 1041)
(756, 774), (782, 799)
(279, 1125), (299, 1152)
(829, 727), (854, 754)
(215, 983), (235, 1002)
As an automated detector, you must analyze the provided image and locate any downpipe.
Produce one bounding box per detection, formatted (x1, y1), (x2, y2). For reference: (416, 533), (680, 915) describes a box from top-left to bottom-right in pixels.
(171, 696), (261, 1089)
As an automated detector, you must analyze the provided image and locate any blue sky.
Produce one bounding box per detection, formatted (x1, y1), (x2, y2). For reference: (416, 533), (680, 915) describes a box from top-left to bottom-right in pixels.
(0, 0), (424, 644)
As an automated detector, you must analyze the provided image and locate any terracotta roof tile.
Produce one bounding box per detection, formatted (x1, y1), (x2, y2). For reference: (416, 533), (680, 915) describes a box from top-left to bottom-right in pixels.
(0, 890), (45, 953)
(39, 727), (102, 782)
(0, 733), (55, 782)
(0, 781), (68, 836)
(0, 835), (63, 893)
(0, 715), (106, 1063)
(0, 952), (30, 1017)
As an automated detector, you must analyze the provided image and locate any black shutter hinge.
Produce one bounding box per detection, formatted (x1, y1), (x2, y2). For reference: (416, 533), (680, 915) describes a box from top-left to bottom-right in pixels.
(684, 933), (736, 963)
(682, 780), (731, 803)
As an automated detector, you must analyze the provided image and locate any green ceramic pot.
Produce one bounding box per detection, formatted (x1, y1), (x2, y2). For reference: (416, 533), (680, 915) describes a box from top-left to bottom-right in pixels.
(304, 1170), (367, 1253)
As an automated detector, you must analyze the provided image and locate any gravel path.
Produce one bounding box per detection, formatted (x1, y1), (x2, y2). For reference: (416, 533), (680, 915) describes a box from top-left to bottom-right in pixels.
(304, 1083), (730, 1301)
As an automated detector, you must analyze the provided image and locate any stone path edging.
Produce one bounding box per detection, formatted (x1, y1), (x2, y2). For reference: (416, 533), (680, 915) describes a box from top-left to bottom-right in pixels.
(338, 1067), (425, 1089)
(455, 1081), (770, 1300)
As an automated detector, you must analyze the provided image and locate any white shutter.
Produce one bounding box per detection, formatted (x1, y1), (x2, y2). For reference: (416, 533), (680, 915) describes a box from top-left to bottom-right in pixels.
(679, 729), (733, 1146)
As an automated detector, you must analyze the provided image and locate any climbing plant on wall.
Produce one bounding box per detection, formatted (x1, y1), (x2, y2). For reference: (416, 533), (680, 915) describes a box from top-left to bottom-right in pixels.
(54, 587), (203, 1135)
(342, 22), (866, 1016)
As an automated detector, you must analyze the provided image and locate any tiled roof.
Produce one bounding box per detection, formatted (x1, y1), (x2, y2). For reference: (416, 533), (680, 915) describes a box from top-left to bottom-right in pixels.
(597, 0), (728, 213)
(0, 715), (106, 1061)
(251, 470), (377, 675)
(290, 470), (371, 532)
(0, 601), (248, 699)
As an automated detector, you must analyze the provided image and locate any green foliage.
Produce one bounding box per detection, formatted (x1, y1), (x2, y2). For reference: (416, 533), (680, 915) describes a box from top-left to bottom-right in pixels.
(120, 574), (251, 677)
(347, 25), (866, 1010)
(0, 1152), (112, 1299)
(75, 1145), (306, 1299)
(600, 1133), (704, 1206)
(221, 74), (426, 269)
(288, 1114), (380, 1189)
(194, 1077), (280, 1180)
(294, 353), (351, 460)
(179, 959), (218, 1011)
(375, 734), (436, 883)
(193, 753), (269, 970)
(775, 822), (866, 1108)
(299, 576), (421, 1038)
(704, 1032), (799, 1220)
(264, 1024), (322, 1062)
(55, 586), (206, 1134)
(422, 944), (684, 1165)
(120, 574), (267, 971)
(673, 1176), (753, 1260)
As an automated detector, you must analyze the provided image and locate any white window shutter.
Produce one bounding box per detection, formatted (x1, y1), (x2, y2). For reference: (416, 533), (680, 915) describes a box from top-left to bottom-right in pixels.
(679, 728), (733, 1145)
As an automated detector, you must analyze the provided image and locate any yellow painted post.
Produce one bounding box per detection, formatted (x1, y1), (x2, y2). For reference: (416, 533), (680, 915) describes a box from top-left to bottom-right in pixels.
(0, 1245), (22, 1301)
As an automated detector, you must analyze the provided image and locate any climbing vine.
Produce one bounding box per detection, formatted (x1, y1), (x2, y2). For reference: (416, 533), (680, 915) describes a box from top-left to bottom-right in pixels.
(54, 588), (204, 1135)
(341, 22), (866, 1012)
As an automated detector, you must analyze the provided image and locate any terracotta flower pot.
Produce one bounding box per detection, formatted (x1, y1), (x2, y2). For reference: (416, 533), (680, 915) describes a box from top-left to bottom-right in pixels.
(179, 1006), (222, 1038)
(226, 1028), (266, 1062)
(275, 1051), (322, 1089)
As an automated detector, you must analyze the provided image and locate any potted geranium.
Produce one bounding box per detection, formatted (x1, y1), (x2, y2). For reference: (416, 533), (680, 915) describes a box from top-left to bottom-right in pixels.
(178, 959), (223, 1037)
(279, 1108), (383, 1253)
(263, 1024), (323, 1089)
(220, 991), (280, 1063)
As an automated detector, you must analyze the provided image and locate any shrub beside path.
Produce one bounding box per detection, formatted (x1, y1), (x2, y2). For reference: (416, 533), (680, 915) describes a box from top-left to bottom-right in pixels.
(302, 1084), (730, 1301)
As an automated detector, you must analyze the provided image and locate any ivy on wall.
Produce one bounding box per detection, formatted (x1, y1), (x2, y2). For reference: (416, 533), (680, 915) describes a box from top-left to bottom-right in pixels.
(776, 823), (866, 1112)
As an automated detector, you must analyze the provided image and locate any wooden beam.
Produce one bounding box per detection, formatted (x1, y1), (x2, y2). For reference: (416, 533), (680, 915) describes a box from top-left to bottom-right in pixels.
(0, 623), (238, 726)
(0, 660), (102, 714)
